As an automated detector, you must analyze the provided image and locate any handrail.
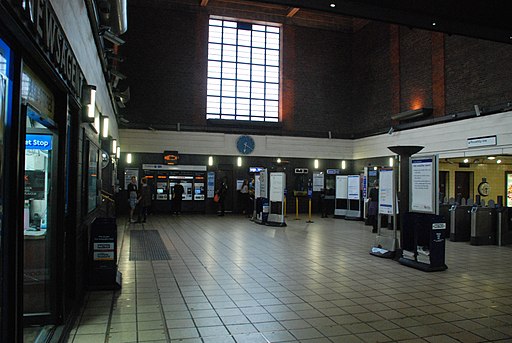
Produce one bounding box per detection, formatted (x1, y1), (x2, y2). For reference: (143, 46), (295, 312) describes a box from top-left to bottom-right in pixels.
(101, 192), (115, 203)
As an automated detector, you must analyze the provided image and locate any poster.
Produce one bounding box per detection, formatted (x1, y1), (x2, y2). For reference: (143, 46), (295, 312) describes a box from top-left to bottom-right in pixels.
(347, 175), (360, 200)
(507, 173), (512, 207)
(335, 175), (347, 199)
(270, 173), (284, 202)
(259, 170), (268, 198)
(312, 172), (324, 192)
(410, 156), (436, 213)
(379, 168), (395, 215)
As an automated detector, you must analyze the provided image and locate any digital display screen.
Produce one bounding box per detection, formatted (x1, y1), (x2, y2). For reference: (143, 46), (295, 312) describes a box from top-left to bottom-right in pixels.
(157, 189), (164, 194)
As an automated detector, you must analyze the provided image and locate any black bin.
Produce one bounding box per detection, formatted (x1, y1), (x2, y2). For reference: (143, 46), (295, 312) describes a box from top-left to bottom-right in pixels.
(89, 217), (121, 290)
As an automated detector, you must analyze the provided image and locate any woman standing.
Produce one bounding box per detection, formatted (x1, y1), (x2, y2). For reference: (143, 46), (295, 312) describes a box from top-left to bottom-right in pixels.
(127, 176), (139, 223)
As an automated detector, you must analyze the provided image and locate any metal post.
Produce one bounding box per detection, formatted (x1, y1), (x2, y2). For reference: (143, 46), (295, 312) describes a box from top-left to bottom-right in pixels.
(295, 197), (300, 220)
(307, 198), (313, 223)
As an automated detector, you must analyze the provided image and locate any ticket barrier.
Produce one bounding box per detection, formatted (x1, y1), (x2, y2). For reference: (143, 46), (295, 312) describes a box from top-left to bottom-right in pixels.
(449, 205), (471, 242)
(470, 206), (497, 245)
(439, 204), (452, 236)
(497, 207), (512, 246)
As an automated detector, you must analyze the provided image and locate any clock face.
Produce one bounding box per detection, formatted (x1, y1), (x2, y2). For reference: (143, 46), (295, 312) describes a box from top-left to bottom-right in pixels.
(478, 181), (491, 197)
(236, 135), (255, 155)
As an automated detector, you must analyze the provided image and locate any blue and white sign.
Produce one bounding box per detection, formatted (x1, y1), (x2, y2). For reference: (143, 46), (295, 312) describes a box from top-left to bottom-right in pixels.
(26, 134), (52, 150)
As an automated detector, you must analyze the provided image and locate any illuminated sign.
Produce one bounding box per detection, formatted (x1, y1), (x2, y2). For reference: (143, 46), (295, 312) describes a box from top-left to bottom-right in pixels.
(26, 134), (52, 150)
(163, 151), (179, 165)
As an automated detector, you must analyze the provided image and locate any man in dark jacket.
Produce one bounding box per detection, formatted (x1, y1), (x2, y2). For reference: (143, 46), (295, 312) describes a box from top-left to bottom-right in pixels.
(172, 180), (185, 215)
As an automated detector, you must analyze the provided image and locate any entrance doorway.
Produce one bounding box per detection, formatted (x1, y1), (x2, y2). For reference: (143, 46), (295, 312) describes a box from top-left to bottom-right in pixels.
(23, 104), (58, 333)
(455, 171), (473, 203)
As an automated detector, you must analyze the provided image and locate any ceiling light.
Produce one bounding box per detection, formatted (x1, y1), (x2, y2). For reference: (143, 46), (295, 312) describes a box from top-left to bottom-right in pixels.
(330, 3), (336, 8)
(487, 156), (496, 160)
(432, 22), (436, 26)
(497, 159), (502, 164)
(277, 158), (281, 163)
(463, 158), (469, 163)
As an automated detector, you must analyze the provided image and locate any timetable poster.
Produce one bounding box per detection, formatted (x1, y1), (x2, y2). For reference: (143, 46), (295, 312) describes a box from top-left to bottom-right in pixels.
(379, 168), (395, 215)
(410, 156), (436, 214)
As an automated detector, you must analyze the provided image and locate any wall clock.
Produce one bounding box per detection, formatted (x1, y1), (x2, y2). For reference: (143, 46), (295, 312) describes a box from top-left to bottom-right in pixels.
(236, 135), (255, 155)
(477, 179), (491, 197)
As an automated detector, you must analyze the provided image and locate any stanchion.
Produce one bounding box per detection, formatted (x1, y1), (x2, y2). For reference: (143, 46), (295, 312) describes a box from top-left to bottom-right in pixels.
(284, 196), (287, 217)
(306, 198), (314, 223)
(295, 197), (300, 220)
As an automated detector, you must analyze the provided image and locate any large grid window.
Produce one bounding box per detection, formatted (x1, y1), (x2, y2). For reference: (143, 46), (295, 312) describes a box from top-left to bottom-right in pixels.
(207, 18), (280, 122)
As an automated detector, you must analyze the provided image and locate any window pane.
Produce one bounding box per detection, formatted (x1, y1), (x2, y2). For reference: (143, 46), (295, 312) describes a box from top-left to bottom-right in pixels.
(237, 63), (250, 80)
(223, 44), (236, 62)
(208, 43), (222, 60)
(252, 65), (265, 82)
(237, 46), (251, 63)
(207, 18), (280, 122)
(221, 62), (236, 79)
(208, 61), (221, 78)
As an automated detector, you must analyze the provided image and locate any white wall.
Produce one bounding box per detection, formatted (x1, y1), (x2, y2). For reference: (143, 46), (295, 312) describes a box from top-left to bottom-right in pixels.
(51, 0), (119, 138)
(120, 111), (512, 160)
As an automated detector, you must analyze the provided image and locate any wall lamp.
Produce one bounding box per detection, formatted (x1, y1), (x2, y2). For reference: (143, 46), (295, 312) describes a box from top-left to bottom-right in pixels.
(101, 115), (109, 138)
(83, 85), (96, 122)
(208, 156), (213, 166)
(116, 146), (121, 159)
(391, 108), (432, 121)
(237, 157), (242, 167)
(314, 159), (319, 169)
(112, 139), (117, 156)
(341, 160), (346, 170)
(127, 153), (132, 164)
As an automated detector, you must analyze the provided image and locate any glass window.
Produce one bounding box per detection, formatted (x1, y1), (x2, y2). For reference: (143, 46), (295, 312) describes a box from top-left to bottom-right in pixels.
(207, 18), (281, 122)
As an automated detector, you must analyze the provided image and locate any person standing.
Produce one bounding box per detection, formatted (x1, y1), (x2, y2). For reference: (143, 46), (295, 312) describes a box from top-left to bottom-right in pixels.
(172, 180), (185, 215)
(368, 180), (379, 233)
(127, 176), (139, 223)
(137, 177), (152, 223)
(239, 179), (249, 215)
(216, 178), (228, 216)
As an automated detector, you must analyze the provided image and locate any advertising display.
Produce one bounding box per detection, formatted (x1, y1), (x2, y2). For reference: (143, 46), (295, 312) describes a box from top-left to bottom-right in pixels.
(507, 172), (512, 207)
(379, 168), (395, 215)
(268, 172), (286, 226)
(347, 175), (360, 200)
(207, 172), (215, 198)
(334, 175), (348, 217)
(410, 155), (438, 214)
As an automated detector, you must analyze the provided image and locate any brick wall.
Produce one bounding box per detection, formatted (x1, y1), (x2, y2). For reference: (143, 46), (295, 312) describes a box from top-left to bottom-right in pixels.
(120, 3), (512, 138)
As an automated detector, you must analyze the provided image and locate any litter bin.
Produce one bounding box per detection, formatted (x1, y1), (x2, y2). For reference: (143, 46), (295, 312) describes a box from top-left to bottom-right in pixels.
(470, 206), (497, 245)
(89, 217), (121, 290)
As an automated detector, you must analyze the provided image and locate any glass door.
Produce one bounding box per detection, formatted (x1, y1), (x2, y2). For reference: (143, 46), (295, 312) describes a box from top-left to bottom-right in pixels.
(23, 104), (57, 333)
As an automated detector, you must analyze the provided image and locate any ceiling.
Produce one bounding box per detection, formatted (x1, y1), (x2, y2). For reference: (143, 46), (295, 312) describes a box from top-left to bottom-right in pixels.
(194, 0), (512, 44)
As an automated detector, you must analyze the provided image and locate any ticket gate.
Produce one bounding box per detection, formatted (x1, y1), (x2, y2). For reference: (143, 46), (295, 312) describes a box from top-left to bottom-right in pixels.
(470, 206), (497, 245)
(497, 207), (512, 246)
(449, 205), (471, 242)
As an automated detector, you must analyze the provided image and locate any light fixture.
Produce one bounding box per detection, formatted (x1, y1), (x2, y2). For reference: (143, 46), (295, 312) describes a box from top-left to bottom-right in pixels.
(277, 158), (281, 163)
(83, 85), (96, 122)
(101, 115), (109, 138)
(237, 157), (242, 167)
(127, 153), (132, 164)
(497, 159), (502, 164)
(341, 160), (346, 170)
(373, 166), (377, 171)
(330, 3), (335, 7)
(487, 156), (496, 160)
(112, 139), (117, 154)
(314, 159), (319, 169)
(208, 156), (213, 166)
(432, 22), (436, 26)
(116, 146), (121, 159)
(389, 157), (394, 167)
(463, 158), (469, 163)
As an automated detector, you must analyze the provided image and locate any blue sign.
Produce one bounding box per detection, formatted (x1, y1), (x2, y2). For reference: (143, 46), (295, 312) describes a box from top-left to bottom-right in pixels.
(26, 134), (52, 150)
(307, 188), (313, 198)
(327, 169), (340, 175)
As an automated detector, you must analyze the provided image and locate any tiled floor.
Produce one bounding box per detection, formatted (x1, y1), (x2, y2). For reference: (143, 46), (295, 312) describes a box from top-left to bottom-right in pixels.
(68, 214), (512, 342)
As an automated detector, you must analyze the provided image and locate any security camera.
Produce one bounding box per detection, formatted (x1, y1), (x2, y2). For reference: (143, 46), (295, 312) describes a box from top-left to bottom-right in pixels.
(101, 30), (125, 46)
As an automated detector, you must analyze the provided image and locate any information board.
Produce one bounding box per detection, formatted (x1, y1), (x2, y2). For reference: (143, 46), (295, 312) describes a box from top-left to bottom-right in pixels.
(410, 155), (438, 214)
(207, 172), (215, 198)
(313, 172), (324, 192)
(124, 168), (139, 190)
(507, 173), (512, 207)
(270, 173), (284, 202)
(347, 175), (360, 200)
(379, 168), (395, 215)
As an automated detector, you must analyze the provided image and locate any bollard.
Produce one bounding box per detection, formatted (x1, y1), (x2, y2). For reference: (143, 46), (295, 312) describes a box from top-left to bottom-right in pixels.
(306, 198), (314, 223)
(295, 197), (300, 220)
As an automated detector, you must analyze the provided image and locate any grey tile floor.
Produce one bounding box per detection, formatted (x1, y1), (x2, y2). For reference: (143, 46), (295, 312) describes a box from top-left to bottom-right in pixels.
(68, 214), (512, 342)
